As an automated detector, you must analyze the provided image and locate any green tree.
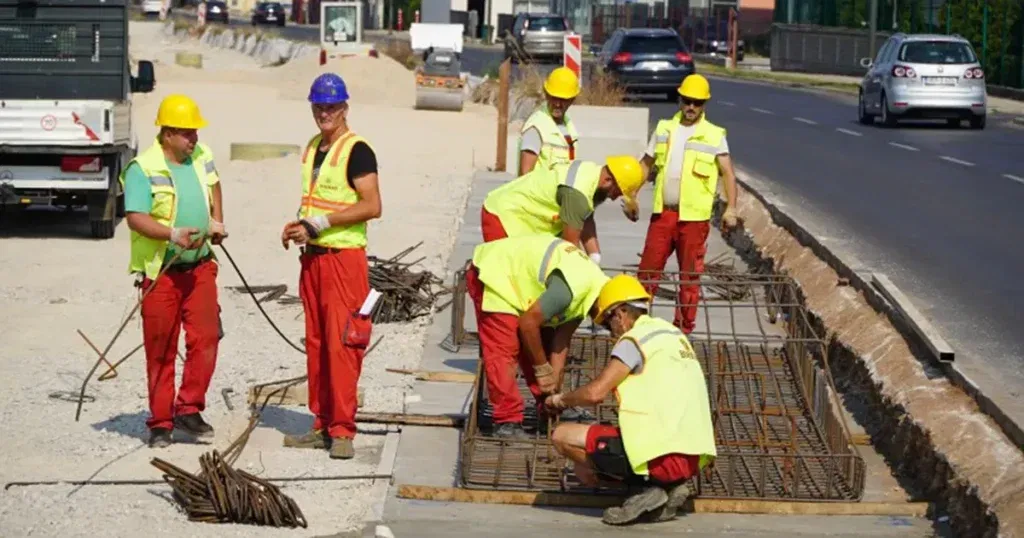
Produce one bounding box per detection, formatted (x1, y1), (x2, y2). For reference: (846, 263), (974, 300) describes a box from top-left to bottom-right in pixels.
(938, 0), (1022, 84)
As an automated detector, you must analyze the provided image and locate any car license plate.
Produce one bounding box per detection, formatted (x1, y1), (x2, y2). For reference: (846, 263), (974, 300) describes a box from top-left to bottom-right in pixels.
(924, 77), (957, 86)
(638, 61), (672, 70)
(267, 15), (277, 20)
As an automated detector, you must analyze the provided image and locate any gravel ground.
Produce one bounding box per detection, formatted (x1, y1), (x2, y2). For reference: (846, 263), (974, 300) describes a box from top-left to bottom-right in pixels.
(0, 21), (495, 537)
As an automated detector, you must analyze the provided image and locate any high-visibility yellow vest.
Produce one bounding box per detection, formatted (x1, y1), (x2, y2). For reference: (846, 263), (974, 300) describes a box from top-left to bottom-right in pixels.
(471, 235), (609, 326)
(119, 137), (218, 280)
(297, 131), (372, 249)
(482, 160), (601, 238)
(650, 113), (726, 221)
(614, 315), (717, 476)
(517, 105), (579, 172)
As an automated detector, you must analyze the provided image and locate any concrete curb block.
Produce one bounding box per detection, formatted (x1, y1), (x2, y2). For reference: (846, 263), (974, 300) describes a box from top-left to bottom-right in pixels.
(162, 21), (319, 66)
(725, 164), (1024, 536)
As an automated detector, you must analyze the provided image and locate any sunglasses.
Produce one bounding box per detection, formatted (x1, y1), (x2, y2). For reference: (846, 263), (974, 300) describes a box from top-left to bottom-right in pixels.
(680, 97), (707, 107)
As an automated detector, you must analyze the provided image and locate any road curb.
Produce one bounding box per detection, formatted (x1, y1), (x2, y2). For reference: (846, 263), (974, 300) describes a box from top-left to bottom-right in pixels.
(1014, 116), (1024, 126)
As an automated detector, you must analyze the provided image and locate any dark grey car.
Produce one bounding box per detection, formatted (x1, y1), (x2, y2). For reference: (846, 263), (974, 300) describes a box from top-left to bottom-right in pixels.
(597, 28), (696, 100)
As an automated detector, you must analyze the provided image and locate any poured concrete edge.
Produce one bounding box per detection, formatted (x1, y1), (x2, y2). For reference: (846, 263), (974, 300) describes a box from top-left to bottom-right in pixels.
(725, 165), (1024, 537)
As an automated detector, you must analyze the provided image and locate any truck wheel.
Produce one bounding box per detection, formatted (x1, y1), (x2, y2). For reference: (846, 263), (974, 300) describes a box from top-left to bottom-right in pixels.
(90, 219), (116, 239)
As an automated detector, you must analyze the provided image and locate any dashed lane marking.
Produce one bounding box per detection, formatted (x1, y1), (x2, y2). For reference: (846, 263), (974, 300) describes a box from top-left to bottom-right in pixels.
(750, 107), (774, 114)
(888, 142), (920, 151)
(940, 156), (975, 167)
(793, 117), (818, 125)
(1004, 174), (1024, 185)
(836, 128), (863, 137)
(720, 100), (736, 106)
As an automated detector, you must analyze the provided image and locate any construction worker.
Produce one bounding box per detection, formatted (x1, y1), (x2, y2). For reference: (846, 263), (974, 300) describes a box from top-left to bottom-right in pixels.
(547, 274), (716, 525)
(630, 74), (738, 335)
(479, 156), (644, 264)
(517, 67), (580, 176)
(121, 94), (227, 449)
(280, 73), (382, 459)
(465, 235), (610, 439)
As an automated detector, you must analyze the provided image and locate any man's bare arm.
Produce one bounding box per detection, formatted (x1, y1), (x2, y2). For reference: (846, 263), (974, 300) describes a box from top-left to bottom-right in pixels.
(548, 318), (582, 377)
(126, 212), (173, 241)
(518, 302), (548, 367)
(717, 153), (737, 209)
(519, 151), (539, 176)
(327, 172), (382, 226)
(580, 215), (600, 255)
(211, 182), (223, 222)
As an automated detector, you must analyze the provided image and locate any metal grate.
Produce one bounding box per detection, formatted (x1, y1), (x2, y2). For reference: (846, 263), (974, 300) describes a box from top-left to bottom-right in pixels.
(0, 24), (78, 62)
(457, 267), (866, 501)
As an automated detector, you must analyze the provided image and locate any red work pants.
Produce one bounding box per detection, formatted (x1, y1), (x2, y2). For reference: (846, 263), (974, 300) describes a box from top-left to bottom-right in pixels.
(299, 247), (372, 440)
(466, 265), (545, 424)
(480, 206), (508, 243)
(141, 259), (220, 431)
(637, 210), (710, 334)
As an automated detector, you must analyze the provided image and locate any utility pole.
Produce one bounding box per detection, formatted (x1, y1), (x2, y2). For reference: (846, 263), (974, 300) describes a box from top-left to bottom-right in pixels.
(868, 0), (878, 59)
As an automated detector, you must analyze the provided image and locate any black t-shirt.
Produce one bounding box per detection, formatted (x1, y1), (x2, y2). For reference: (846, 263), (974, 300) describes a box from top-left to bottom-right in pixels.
(312, 141), (378, 188)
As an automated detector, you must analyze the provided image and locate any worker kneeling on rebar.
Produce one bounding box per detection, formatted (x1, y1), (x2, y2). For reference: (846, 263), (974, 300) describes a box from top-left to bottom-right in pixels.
(466, 235), (610, 439)
(479, 156), (644, 267)
(546, 274), (717, 525)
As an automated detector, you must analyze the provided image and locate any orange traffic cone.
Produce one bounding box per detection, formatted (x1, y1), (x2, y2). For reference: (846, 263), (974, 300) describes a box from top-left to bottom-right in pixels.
(319, 48), (326, 66)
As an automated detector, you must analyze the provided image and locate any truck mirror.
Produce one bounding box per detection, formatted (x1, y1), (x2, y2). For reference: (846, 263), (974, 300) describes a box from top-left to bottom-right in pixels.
(132, 60), (156, 93)
(859, 57), (873, 69)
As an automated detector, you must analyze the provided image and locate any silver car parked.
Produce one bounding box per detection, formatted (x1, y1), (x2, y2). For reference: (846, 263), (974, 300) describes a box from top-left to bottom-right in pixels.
(858, 33), (987, 129)
(504, 13), (569, 64)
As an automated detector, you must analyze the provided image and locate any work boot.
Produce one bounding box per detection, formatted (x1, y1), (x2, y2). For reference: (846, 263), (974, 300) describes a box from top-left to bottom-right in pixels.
(283, 429), (328, 449)
(493, 422), (529, 440)
(559, 406), (595, 422)
(148, 427), (172, 449)
(173, 412), (214, 439)
(329, 437), (355, 459)
(644, 482), (692, 523)
(601, 486), (669, 526)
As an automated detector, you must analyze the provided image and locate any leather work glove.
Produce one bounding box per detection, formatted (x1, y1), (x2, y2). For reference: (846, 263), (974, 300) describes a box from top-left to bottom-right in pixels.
(209, 218), (228, 245)
(588, 252), (602, 265)
(622, 197), (639, 223)
(300, 215), (331, 239)
(721, 207), (739, 231)
(534, 362), (558, 394)
(170, 227), (203, 249)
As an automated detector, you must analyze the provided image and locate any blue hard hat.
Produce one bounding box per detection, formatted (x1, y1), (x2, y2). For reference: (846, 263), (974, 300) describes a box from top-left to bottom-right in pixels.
(308, 73), (349, 104)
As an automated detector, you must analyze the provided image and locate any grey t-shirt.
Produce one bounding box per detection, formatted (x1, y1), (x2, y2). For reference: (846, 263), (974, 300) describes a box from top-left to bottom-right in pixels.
(611, 338), (644, 373)
(644, 125), (729, 207)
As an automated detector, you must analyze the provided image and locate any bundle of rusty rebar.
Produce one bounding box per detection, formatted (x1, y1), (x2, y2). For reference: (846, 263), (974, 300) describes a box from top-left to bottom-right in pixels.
(368, 242), (452, 323)
(151, 450), (307, 528)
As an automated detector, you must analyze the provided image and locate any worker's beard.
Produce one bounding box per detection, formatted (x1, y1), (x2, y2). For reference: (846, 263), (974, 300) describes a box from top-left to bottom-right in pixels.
(592, 188), (609, 206)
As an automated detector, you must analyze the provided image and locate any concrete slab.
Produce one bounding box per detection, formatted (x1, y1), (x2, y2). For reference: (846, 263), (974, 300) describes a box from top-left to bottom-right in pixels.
(378, 169), (940, 536)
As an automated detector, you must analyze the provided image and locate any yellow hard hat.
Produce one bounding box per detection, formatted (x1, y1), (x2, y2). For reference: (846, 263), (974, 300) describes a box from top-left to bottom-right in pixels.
(544, 67), (580, 100)
(605, 155), (644, 200)
(155, 94), (208, 129)
(678, 74), (711, 100)
(593, 274), (651, 324)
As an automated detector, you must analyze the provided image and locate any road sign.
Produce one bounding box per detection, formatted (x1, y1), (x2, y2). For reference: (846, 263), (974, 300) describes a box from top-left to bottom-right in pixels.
(563, 34), (582, 88)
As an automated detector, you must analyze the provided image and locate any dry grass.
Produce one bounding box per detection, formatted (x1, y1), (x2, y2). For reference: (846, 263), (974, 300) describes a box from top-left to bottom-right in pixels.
(470, 60), (626, 108)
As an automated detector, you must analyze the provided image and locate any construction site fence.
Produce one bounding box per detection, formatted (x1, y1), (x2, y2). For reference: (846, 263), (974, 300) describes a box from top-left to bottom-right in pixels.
(773, 0), (1024, 88)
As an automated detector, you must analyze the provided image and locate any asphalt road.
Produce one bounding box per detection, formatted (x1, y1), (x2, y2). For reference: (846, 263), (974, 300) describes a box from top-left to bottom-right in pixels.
(647, 78), (1024, 429)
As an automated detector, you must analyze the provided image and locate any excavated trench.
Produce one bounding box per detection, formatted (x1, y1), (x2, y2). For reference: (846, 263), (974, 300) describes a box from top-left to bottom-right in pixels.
(718, 175), (1024, 538)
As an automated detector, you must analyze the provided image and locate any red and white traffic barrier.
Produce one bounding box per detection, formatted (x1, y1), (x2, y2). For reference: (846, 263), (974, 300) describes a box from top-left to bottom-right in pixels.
(563, 33), (582, 88)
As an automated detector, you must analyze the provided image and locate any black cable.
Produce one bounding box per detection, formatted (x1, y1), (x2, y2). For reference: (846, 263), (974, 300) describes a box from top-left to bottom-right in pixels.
(216, 243), (305, 355)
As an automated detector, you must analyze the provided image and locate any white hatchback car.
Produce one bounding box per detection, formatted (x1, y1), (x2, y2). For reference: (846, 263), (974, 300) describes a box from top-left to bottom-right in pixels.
(858, 33), (987, 129)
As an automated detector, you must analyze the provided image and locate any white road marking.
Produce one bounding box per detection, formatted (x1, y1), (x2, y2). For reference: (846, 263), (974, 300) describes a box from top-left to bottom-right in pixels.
(793, 117), (818, 125)
(750, 107), (774, 114)
(720, 100), (736, 106)
(836, 128), (863, 137)
(940, 156), (975, 167)
(1004, 174), (1024, 185)
(888, 142), (919, 152)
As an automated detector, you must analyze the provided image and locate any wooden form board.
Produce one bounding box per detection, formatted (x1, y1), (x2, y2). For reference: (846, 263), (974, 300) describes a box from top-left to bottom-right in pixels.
(396, 485), (930, 517)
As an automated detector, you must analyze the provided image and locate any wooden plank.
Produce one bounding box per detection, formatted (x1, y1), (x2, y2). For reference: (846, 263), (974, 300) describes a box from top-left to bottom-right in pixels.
(395, 485), (930, 517)
(386, 368), (476, 383)
(247, 384), (364, 408)
(355, 412), (465, 428)
(851, 432), (871, 446)
(871, 273), (955, 362)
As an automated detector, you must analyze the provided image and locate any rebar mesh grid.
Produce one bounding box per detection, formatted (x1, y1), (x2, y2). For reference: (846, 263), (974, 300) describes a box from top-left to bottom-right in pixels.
(457, 268), (866, 501)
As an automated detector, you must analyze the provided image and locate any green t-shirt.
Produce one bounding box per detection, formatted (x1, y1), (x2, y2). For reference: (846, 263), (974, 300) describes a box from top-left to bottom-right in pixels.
(123, 159), (211, 264)
(537, 270), (574, 322)
(555, 185), (593, 230)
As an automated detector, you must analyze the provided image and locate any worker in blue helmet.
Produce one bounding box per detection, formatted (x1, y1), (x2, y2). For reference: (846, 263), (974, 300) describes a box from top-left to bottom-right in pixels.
(280, 72), (383, 460)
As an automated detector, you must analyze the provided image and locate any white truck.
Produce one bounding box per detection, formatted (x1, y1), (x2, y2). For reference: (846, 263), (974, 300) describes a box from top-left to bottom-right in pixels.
(0, 0), (155, 238)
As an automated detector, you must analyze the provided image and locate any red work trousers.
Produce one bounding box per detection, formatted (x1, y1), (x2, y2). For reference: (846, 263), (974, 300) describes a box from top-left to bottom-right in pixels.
(299, 247), (372, 440)
(637, 210), (710, 334)
(466, 265), (545, 424)
(480, 206), (508, 243)
(141, 259), (220, 431)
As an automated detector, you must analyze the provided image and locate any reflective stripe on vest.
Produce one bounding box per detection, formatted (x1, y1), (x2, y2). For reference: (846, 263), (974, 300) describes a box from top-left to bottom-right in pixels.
(652, 115), (726, 221)
(614, 315), (717, 476)
(482, 160), (601, 238)
(517, 106), (579, 172)
(298, 131), (369, 249)
(119, 138), (216, 280)
(471, 235), (609, 324)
